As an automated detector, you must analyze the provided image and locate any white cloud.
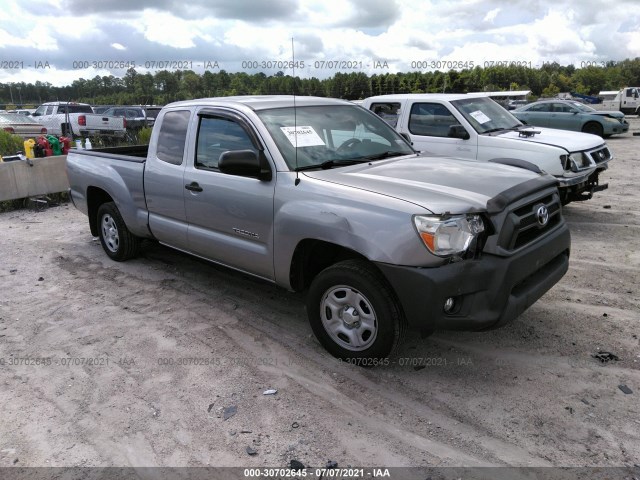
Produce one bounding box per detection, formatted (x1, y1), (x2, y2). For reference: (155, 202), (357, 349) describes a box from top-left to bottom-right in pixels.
(138, 11), (199, 48)
(483, 8), (500, 23)
(0, 0), (639, 86)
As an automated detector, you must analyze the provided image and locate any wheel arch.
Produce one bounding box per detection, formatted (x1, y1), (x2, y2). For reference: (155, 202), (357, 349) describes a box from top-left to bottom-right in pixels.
(289, 239), (373, 292)
(87, 186), (114, 236)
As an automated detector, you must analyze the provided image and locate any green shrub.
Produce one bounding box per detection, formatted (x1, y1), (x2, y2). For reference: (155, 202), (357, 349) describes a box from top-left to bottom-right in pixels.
(0, 131), (26, 157)
(137, 127), (152, 145)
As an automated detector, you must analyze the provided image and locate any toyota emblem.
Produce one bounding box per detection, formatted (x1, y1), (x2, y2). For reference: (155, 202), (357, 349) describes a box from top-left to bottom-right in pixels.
(536, 205), (549, 227)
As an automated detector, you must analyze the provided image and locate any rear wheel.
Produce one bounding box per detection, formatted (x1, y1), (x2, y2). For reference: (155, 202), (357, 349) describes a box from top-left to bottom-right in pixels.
(306, 259), (405, 363)
(582, 122), (603, 137)
(97, 202), (140, 261)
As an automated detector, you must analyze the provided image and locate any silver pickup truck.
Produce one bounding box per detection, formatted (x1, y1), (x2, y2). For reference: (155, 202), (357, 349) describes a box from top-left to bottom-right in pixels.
(66, 96), (571, 362)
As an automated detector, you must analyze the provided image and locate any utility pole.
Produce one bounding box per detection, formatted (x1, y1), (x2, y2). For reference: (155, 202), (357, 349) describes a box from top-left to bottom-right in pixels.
(9, 83), (14, 104)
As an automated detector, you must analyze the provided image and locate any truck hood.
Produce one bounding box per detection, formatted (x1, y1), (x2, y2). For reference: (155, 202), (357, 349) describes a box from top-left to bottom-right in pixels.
(303, 155), (547, 214)
(495, 127), (604, 152)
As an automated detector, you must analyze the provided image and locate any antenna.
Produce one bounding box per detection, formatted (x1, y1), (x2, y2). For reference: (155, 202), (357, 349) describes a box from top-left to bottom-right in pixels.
(292, 37), (300, 186)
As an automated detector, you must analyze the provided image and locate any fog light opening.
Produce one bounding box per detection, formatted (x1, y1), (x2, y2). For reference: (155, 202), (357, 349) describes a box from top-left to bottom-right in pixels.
(443, 297), (456, 314)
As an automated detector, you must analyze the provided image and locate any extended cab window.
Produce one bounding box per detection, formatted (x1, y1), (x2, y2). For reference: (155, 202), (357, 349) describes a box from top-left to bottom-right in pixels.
(409, 103), (459, 137)
(195, 116), (257, 170)
(156, 110), (190, 165)
(369, 103), (401, 127)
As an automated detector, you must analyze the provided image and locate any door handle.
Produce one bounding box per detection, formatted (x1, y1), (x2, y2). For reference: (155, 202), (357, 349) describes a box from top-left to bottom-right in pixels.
(185, 182), (203, 192)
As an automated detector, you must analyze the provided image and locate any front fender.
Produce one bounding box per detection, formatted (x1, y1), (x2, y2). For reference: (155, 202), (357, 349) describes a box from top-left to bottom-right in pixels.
(271, 172), (439, 289)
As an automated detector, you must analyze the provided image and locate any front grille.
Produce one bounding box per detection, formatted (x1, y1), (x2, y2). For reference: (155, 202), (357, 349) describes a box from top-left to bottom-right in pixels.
(497, 193), (562, 251)
(589, 146), (612, 165)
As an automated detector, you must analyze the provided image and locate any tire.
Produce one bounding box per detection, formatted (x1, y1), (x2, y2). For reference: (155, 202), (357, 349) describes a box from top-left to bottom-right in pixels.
(97, 202), (140, 261)
(61, 123), (72, 137)
(582, 122), (603, 137)
(306, 259), (406, 362)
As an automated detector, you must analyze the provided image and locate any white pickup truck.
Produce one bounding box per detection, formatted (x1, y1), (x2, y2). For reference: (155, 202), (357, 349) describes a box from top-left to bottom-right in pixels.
(362, 94), (612, 204)
(31, 102), (127, 140)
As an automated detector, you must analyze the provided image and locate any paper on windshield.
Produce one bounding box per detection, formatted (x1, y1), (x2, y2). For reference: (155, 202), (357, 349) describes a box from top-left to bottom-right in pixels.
(280, 126), (325, 147)
(469, 110), (491, 124)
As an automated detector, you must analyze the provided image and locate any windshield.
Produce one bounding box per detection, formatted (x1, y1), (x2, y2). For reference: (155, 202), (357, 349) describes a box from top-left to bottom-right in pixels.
(568, 101), (595, 112)
(256, 105), (414, 170)
(451, 96), (521, 134)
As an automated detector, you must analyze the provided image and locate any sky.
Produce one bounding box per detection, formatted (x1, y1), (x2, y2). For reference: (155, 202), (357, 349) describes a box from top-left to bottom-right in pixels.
(0, 0), (639, 87)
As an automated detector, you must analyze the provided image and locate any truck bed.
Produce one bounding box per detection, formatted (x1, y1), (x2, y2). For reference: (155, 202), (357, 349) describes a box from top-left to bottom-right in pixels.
(73, 144), (148, 162)
(66, 144), (150, 239)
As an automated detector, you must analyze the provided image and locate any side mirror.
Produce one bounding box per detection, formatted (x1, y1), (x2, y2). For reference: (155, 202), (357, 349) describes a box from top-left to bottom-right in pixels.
(219, 150), (272, 181)
(448, 125), (470, 140)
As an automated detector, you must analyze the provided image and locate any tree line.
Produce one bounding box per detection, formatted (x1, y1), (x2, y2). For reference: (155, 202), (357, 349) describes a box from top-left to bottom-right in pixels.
(2, 58), (639, 107)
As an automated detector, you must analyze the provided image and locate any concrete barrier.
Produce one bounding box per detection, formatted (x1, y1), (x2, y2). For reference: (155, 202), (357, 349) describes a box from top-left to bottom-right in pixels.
(0, 155), (69, 202)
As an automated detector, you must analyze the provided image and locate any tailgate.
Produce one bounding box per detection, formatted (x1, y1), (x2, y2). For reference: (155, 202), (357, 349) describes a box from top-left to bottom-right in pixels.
(85, 114), (125, 131)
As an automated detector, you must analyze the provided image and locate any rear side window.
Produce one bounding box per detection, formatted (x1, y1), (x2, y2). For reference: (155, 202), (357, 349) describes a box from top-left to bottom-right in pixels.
(528, 103), (550, 112)
(156, 110), (190, 165)
(369, 102), (401, 127)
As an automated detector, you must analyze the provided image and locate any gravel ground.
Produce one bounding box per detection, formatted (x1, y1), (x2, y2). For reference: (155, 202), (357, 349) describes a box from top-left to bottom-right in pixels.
(0, 119), (638, 471)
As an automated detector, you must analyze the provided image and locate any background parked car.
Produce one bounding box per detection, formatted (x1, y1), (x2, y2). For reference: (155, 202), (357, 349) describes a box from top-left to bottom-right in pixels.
(101, 106), (155, 130)
(6, 109), (36, 116)
(143, 106), (162, 120)
(0, 112), (47, 138)
(513, 99), (629, 137)
(506, 99), (529, 110)
(92, 105), (115, 115)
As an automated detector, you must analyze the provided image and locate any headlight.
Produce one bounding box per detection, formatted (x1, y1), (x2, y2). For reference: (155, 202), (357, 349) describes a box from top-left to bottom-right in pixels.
(413, 214), (485, 257)
(560, 153), (591, 172)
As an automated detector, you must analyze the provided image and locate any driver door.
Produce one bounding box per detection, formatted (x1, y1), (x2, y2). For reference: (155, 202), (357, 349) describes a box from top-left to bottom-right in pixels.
(404, 102), (476, 158)
(183, 111), (276, 280)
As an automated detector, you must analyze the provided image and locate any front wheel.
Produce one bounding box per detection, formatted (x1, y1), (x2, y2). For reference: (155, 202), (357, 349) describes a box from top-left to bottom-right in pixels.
(306, 259), (405, 362)
(97, 202), (140, 261)
(582, 122), (603, 137)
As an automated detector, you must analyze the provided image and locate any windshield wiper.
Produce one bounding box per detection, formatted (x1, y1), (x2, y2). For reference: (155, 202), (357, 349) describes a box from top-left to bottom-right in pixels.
(295, 158), (367, 171)
(294, 151), (409, 171)
(482, 127), (509, 134)
(483, 124), (527, 134)
(360, 151), (408, 161)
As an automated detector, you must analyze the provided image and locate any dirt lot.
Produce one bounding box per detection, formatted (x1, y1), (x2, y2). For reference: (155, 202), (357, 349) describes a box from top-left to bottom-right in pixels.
(1, 120), (639, 472)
